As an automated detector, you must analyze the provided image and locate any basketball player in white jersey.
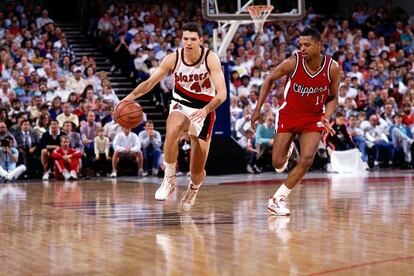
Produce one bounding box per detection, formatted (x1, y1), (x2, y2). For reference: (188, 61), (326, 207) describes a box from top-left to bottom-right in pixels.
(122, 22), (227, 211)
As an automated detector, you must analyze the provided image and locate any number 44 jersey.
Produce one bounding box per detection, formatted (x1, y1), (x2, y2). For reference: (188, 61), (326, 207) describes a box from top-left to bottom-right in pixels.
(172, 47), (216, 109)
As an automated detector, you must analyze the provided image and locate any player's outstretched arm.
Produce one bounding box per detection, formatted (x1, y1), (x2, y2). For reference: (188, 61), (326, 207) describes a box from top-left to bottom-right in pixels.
(189, 52), (227, 123)
(321, 61), (340, 135)
(251, 56), (296, 131)
(123, 52), (176, 102)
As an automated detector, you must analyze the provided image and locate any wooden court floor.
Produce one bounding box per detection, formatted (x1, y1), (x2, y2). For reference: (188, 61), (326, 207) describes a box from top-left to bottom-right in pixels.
(1, 172), (414, 275)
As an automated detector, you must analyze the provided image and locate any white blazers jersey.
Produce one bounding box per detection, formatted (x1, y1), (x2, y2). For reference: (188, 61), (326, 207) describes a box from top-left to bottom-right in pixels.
(172, 47), (216, 109)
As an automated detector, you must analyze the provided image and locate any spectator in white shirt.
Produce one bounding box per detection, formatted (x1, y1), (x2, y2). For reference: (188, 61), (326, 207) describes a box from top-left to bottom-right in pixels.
(54, 76), (71, 102)
(57, 103), (79, 128)
(364, 114), (395, 167)
(110, 127), (143, 177)
(36, 9), (54, 29)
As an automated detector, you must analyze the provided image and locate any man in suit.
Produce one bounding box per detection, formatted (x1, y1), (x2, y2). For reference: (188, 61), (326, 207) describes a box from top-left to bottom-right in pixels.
(15, 119), (39, 178)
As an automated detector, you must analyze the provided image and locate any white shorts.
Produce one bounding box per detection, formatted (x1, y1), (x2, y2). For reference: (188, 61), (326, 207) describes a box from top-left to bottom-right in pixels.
(169, 100), (216, 140)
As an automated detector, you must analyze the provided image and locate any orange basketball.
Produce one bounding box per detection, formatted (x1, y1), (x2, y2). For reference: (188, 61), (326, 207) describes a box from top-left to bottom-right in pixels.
(113, 100), (143, 129)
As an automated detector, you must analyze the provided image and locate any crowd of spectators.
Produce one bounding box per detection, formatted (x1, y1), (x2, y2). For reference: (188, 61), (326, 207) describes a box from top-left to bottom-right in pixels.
(1, 0), (414, 181)
(0, 2), (171, 181)
(86, 1), (414, 172)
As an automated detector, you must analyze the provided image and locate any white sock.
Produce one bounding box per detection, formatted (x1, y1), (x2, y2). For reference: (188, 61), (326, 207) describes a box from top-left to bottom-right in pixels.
(274, 184), (291, 198)
(164, 162), (176, 177)
(189, 180), (202, 190)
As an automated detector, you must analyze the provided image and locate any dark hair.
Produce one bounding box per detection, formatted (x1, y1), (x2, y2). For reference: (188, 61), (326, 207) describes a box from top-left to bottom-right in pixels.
(300, 28), (321, 41)
(335, 111), (345, 118)
(20, 119), (29, 126)
(60, 135), (69, 142)
(81, 84), (94, 99)
(182, 22), (203, 37)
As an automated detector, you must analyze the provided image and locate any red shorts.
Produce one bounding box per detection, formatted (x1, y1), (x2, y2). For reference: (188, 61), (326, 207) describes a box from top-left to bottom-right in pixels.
(277, 112), (324, 133)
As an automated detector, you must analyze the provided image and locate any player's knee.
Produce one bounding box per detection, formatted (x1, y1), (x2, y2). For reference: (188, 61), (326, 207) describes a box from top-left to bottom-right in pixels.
(272, 158), (285, 169)
(166, 125), (182, 141)
(297, 155), (313, 169)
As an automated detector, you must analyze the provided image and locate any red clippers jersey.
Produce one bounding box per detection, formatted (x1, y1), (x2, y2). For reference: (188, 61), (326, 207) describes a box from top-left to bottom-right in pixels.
(279, 51), (334, 116)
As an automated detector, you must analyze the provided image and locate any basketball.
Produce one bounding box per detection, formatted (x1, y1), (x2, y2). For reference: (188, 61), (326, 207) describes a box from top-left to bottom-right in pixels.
(113, 100), (143, 129)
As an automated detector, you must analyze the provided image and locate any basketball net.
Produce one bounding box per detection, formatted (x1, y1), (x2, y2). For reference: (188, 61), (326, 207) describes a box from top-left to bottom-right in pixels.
(247, 5), (274, 34)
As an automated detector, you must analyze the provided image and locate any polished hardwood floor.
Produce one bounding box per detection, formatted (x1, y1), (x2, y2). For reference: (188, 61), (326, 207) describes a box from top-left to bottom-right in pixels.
(1, 172), (414, 275)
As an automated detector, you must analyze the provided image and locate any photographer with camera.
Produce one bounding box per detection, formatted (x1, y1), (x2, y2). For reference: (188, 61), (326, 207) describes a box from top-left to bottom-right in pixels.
(0, 136), (26, 182)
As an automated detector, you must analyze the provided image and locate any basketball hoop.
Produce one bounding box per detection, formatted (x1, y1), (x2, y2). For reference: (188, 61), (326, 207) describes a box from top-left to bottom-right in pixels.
(247, 5), (274, 34)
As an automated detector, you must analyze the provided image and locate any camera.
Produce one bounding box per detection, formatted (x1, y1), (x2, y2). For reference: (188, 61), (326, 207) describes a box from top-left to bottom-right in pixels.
(1, 139), (10, 148)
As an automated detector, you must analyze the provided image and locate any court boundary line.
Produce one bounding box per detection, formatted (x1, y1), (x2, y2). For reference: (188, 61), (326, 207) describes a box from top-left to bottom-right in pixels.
(307, 255), (414, 275)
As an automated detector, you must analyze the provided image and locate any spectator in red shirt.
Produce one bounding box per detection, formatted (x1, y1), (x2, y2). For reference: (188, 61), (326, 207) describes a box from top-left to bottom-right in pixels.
(51, 135), (83, 180)
(402, 102), (414, 129)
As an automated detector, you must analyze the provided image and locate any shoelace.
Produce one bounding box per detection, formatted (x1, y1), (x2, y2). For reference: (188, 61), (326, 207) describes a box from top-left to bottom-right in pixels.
(162, 174), (175, 189)
(183, 186), (198, 202)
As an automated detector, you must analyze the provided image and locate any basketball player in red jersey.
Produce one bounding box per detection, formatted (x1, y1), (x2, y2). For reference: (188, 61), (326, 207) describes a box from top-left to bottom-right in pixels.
(122, 22), (227, 210)
(251, 28), (340, 216)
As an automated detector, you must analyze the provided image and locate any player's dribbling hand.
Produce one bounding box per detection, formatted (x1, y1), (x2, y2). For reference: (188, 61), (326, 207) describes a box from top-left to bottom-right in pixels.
(189, 108), (208, 123)
(251, 110), (260, 131)
(321, 116), (336, 136)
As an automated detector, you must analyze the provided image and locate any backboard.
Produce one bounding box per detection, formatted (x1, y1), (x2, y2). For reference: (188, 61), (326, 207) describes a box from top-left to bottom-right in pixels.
(202, 0), (305, 21)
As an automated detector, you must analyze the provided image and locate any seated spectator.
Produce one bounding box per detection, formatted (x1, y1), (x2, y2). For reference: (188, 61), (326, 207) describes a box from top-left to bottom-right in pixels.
(27, 95), (43, 122)
(62, 121), (83, 152)
(402, 102), (414, 132)
(255, 113), (275, 170)
(67, 92), (80, 111)
(110, 127), (143, 178)
(81, 85), (97, 110)
(38, 83), (54, 103)
(103, 112), (122, 142)
(177, 132), (191, 176)
(81, 111), (101, 164)
(235, 105), (252, 139)
(0, 136), (26, 182)
(15, 119), (39, 177)
(67, 66), (87, 95)
(138, 120), (162, 176)
(51, 135), (82, 180)
(365, 114), (395, 167)
(40, 120), (62, 180)
(389, 113), (413, 167)
(8, 99), (25, 118)
(238, 128), (260, 174)
(57, 102), (79, 128)
(324, 111), (355, 152)
(33, 113), (51, 140)
(349, 114), (368, 163)
(0, 121), (17, 146)
(101, 84), (119, 105)
(54, 76), (71, 103)
(94, 127), (111, 177)
(49, 96), (62, 120)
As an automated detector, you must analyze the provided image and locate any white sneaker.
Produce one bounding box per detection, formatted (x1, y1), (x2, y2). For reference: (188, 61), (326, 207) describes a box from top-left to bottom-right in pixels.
(70, 171), (78, 180)
(110, 171), (117, 178)
(275, 142), (295, 173)
(42, 171), (49, 181)
(267, 196), (290, 216)
(154, 175), (175, 200)
(62, 170), (71, 181)
(246, 165), (254, 174)
(180, 184), (199, 211)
